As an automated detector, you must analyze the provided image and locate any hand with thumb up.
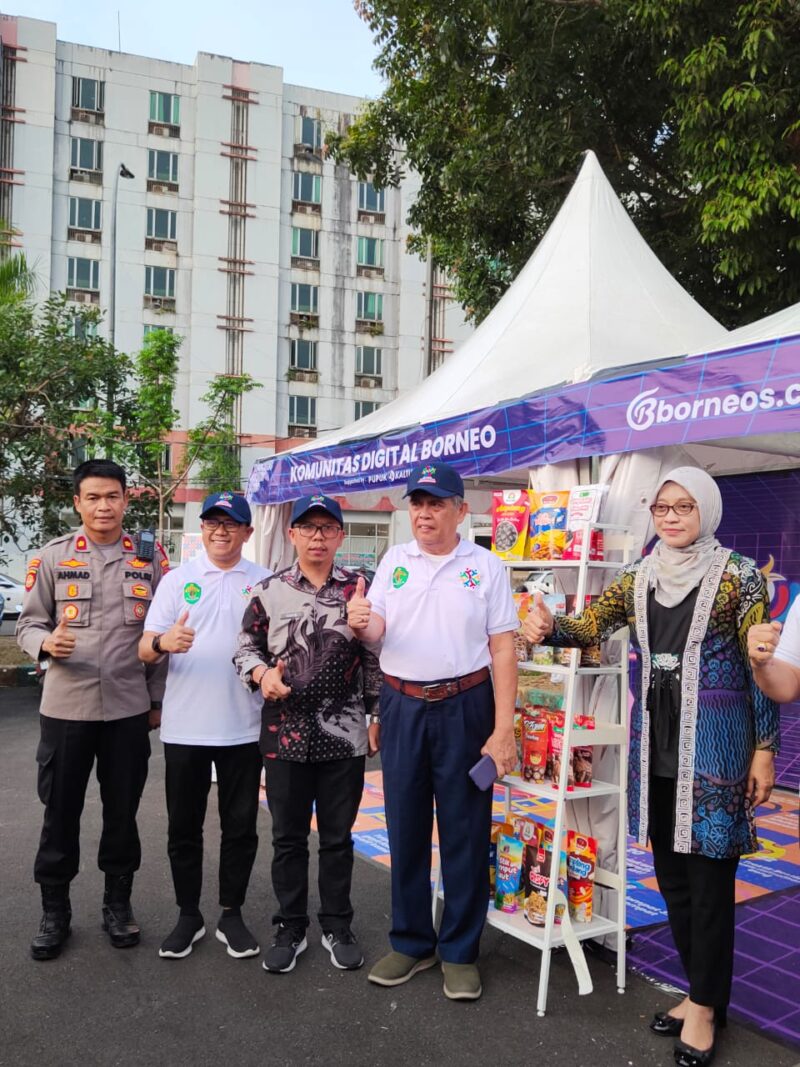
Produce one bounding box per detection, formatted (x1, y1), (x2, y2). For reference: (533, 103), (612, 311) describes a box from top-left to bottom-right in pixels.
(521, 591), (555, 645)
(162, 609), (195, 654)
(347, 575), (372, 633)
(259, 658), (292, 701)
(43, 607), (78, 659)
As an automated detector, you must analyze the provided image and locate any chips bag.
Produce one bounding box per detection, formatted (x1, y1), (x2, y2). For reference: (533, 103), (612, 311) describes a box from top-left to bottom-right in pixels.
(495, 834), (525, 912)
(567, 831), (598, 922)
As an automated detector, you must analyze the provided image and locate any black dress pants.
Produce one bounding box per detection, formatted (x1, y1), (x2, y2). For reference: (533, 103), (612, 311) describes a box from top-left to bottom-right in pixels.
(263, 755), (366, 932)
(649, 775), (739, 1009)
(164, 741), (262, 910)
(34, 712), (151, 885)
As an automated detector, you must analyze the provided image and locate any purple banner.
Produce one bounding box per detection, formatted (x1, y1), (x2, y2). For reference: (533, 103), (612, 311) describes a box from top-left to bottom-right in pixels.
(247, 334), (800, 505)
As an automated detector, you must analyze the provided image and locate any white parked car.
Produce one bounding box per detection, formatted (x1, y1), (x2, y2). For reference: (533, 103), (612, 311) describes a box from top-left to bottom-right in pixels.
(0, 573), (25, 626)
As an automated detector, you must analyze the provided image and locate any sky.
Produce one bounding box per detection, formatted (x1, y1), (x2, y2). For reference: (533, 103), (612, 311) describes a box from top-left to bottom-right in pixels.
(8, 0), (385, 99)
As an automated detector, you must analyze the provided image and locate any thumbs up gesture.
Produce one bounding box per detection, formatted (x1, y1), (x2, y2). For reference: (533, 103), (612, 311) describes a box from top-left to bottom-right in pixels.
(259, 657), (292, 701)
(43, 607), (78, 658)
(162, 609), (195, 654)
(522, 592), (555, 645)
(347, 576), (372, 633)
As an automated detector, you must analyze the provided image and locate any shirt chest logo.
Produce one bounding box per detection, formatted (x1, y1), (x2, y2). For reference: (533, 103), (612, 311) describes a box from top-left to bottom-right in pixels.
(459, 567), (481, 589)
(392, 566), (409, 589)
(183, 582), (202, 605)
(241, 584), (254, 597)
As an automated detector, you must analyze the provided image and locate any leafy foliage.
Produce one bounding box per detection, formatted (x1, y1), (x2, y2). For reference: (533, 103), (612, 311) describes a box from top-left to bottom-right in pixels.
(331, 0), (800, 326)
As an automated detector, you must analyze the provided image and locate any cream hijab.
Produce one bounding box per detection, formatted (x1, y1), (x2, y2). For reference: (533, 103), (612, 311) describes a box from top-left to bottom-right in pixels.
(649, 466), (722, 608)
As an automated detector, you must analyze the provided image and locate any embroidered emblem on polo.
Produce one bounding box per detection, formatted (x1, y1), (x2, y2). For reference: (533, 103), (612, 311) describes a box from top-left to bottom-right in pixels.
(460, 568), (481, 589)
(183, 581), (202, 604)
(241, 584), (253, 597)
(75, 535), (88, 551)
(392, 566), (409, 588)
(63, 603), (79, 621)
(67, 584), (79, 598)
(417, 465), (437, 485)
(122, 536), (135, 552)
(133, 602), (146, 619)
(131, 583), (149, 598)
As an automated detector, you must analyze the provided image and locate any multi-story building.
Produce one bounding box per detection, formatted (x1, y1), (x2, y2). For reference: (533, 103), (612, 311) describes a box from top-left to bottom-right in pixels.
(0, 13), (469, 559)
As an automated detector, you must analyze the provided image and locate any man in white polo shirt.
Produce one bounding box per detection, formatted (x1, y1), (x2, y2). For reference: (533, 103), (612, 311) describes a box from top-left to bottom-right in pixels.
(347, 463), (518, 1001)
(139, 491), (271, 960)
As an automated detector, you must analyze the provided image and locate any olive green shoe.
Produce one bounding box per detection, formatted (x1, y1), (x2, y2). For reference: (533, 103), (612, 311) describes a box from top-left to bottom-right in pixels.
(442, 961), (482, 1001)
(368, 950), (438, 987)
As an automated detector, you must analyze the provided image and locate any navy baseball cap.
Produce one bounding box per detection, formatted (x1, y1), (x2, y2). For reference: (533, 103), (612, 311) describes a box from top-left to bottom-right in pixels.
(290, 493), (344, 527)
(200, 491), (252, 525)
(403, 463), (464, 499)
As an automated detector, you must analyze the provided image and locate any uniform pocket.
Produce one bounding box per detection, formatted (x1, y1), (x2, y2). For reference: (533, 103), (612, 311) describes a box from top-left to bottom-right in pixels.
(35, 738), (57, 805)
(54, 580), (92, 628)
(122, 580), (152, 625)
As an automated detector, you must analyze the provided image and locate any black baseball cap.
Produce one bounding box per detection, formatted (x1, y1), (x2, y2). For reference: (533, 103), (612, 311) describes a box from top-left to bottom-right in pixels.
(290, 493), (344, 526)
(403, 463), (464, 499)
(200, 491), (252, 524)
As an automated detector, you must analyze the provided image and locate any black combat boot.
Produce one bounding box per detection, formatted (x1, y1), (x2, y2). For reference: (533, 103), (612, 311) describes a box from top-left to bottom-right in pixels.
(101, 873), (141, 948)
(31, 884), (72, 961)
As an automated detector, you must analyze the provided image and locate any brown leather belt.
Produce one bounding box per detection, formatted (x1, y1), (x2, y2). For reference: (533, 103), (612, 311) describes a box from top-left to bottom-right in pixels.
(383, 666), (490, 703)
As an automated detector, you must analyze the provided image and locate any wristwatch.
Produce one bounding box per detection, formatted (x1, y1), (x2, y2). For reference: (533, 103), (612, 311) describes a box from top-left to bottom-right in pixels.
(151, 634), (164, 655)
(150, 700), (163, 711)
(368, 714), (381, 725)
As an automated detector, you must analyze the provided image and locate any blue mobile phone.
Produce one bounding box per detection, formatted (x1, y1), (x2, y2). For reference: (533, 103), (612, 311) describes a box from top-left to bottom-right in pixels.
(468, 754), (498, 791)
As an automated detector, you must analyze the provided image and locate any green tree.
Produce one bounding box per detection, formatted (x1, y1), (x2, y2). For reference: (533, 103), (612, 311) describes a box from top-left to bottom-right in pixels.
(331, 0), (800, 327)
(0, 296), (133, 563)
(0, 222), (38, 304)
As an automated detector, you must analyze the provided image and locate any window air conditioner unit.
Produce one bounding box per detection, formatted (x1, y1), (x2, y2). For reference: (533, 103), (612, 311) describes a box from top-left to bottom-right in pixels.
(76, 291), (93, 303)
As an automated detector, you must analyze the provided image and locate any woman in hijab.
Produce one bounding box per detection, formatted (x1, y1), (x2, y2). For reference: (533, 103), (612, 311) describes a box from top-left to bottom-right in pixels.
(523, 467), (779, 1067)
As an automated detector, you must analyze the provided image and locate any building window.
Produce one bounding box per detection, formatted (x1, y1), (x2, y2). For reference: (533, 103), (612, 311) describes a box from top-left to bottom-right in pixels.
(288, 395), (316, 428)
(292, 171), (321, 205)
(338, 520), (390, 571)
(69, 197), (101, 231)
(356, 291), (383, 322)
(291, 283), (318, 315)
(143, 324), (175, 337)
(146, 208), (177, 241)
(150, 91), (180, 126)
(72, 77), (104, 113)
(355, 400), (380, 419)
(357, 237), (384, 268)
(358, 181), (385, 213)
(71, 137), (103, 172)
(290, 339), (317, 370)
(72, 317), (98, 340)
(148, 150), (179, 184)
(145, 266), (176, 299)
(298, 115), (322, 150)
(356, 346), (382, 377)
(292, 227), (319, 260)
(68, 257), (99, 291)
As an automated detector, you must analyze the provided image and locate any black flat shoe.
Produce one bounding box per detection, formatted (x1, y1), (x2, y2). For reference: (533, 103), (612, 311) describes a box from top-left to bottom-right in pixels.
(650, 1012), (683, 1036)
(674, 1029), (716, 1067)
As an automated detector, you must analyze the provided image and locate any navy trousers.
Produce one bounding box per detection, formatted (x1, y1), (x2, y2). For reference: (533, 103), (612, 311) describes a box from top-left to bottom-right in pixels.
(380, 677), (494, 964)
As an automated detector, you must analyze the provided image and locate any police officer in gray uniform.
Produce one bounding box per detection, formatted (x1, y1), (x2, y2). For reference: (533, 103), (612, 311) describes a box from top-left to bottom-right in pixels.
(17, 459), (169, 960)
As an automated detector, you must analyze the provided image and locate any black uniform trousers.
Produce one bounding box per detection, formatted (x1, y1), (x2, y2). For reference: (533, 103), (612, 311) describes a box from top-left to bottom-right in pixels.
(649, 774), (740, 1010)
(262, 755), (366, 933)
(164, 741), (262, 911)
(34, 712), (151, 885)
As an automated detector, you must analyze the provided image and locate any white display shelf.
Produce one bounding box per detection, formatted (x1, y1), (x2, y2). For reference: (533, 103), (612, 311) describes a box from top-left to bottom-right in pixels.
(486, 906), (619, 950)
(503, 558), (627, 570)
(519, 661), (622, 676)
(499, 774), (622, 801)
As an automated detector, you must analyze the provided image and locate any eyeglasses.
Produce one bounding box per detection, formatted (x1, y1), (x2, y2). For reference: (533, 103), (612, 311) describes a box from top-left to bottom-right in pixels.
(202, 518), (243, 532)
(649, 502), (697, 518)
(293, 522), (341, 539)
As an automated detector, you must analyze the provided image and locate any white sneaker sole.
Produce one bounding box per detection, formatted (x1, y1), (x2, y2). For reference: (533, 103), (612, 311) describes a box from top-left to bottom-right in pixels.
(262, 936), (307, 973)
(215, 928), (260, 959)
(321, 933), (364, 970)
(367, 955), (437, 986)
(158, 925), (206, 959)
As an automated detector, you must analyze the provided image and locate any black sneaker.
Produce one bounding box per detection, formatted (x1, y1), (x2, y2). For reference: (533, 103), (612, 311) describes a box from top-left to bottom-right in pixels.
(158, 914), (206, 959)
(262, 924), (307, 973)
(321, 928), (364, 970)
(215, 912), (260, 959)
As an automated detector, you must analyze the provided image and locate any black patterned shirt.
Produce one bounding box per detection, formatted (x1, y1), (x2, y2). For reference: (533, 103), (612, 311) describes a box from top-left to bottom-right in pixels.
(233, 561), (381, 762)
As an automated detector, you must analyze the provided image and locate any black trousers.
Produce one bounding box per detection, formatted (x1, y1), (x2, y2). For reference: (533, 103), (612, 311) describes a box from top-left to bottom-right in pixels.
(164, 741), (262, 911)
(263, 755), (366, 932)
(34, 712), (151, 885)
(649, 775), (739, 1009)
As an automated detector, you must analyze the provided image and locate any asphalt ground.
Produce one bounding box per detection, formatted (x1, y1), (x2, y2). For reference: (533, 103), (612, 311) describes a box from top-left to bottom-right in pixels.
(1, 688), (797, 1067)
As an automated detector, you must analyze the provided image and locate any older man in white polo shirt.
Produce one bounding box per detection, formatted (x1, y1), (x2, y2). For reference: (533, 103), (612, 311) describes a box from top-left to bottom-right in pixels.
(139, 491), (271, 960)
(348, 462), (518, 1001)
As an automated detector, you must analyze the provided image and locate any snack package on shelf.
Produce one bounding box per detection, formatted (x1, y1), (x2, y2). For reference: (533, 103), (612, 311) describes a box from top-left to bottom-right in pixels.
(562, 484), (608, 561)
(528, 491), (570, 559)
(549, 713), (575, 791)
(573, 746), (593, 787)
(495, 834), (525, 912)
(567, 831), (598, 922)
(573, 712), (596, 730)
(491, 490), (531, 560)
(519, 674), (565, 711)
(489, 821), (514, 897)
(540, 827), (567, 924)
(522, 828), (548, 926)
(521, 713), (548, 783)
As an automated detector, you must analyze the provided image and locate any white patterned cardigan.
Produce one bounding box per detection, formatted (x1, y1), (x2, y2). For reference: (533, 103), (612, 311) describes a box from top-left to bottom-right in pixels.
(549, 549), (780, 858)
